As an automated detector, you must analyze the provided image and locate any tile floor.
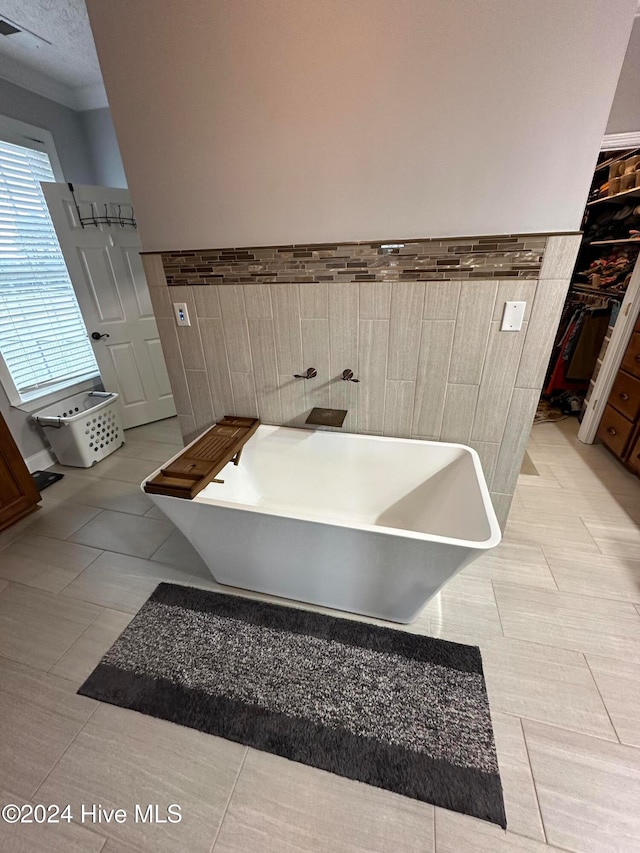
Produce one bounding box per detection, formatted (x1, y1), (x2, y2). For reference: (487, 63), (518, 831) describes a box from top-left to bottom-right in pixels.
(0, 416), (639, 852)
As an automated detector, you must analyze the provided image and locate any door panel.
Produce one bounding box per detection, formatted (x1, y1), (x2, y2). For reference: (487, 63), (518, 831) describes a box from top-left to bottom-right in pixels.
(107, 343), (146, 405)
(122, 245), (154, 318)
(42, 182), (176, 428)
(78, 246), (126, 322)
(147, 339), (173, 398)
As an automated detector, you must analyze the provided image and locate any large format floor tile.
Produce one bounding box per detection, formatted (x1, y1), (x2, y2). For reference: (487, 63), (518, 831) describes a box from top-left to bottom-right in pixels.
(580, 514), (640, 558)
(0, 787), (105, 853)
(60, 550), (218, 613)
(548, 462), (640, 497)
(214, 749), (434, 853)
(513, 462), (562, 491)
(503, 508), (600, 553)
(423, 575), (503, 638)
(484, 639), (615, 740)
(586, 654), (640, 749)
(0, 658), (96, 799)
(0, 534), (102, 593)
(494, 581), (640, 662)
(24, 503), (102, 541)
(68, 509), (174, 559)
(0, 512), (40, 550)
(515, 482), (640, 524)
(92, 454), (165, 485)
(115, 437), (182, 463)
(125, 418), (183, 444)
(524, 439), (618, 470)
(433, 630), (616, 741)
(434, 806), (564, 852)
(463, 542), (557, 589)
(489, 712), (544, 841)
(144, 503), (170, 519)
(50, 608), (133, 686)
(65, 477), (155, 516)
(101, 840), (142, 853)
(0, 584), (102, 670)
(529, 419), (592, 447)
(523, 719), (640, 853)
(0, 787), (104, 853)
(32, 470), (101, 506)
(150, 528), (209, 573)
(543, 546), (640, 603)
(36, 703), (246, 853)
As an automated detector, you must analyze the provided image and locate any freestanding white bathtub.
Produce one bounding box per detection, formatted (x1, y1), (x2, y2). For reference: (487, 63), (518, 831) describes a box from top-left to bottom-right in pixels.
(143, 425), (501, 623)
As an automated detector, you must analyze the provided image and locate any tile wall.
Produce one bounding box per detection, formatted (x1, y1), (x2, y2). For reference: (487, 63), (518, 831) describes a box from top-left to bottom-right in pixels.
(159, 235), (547, 286)
(142, 233), (581, 529)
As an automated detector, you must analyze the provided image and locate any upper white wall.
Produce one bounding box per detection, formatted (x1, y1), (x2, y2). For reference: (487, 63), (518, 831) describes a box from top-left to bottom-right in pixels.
(607, 16), (640, 134)
(0, 77), (94, 184)
(81, 108), (127, 188)
(87, 0), (636, 252)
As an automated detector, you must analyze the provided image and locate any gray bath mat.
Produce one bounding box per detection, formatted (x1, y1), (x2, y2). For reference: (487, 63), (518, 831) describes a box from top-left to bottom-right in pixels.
(78, 583), (506, 828)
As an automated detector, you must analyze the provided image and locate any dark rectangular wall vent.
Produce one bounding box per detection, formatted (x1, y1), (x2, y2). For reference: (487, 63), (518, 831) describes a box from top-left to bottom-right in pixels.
(0, 20), (20, 36)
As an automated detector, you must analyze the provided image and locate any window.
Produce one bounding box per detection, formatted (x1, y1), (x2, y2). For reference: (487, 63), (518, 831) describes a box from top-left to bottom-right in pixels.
(0, 134), (98, 404)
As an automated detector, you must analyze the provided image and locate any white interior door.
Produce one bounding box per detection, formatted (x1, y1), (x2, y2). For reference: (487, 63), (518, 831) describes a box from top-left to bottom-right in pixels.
(42, 182), (176, 429)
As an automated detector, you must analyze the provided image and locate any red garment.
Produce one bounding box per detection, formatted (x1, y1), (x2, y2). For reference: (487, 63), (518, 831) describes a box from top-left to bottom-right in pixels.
(544, 319), (589, 395)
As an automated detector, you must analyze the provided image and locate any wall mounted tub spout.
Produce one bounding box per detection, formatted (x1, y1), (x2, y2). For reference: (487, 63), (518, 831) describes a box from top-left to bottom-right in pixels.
(294, 367), (317, 379)
(342, 369), (359, 383)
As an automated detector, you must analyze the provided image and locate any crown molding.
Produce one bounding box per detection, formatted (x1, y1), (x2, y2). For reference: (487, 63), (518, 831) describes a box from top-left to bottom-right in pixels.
(0, 53), (107, 111)
(0, 53), (76, 107)
(74, 81), (108, 110)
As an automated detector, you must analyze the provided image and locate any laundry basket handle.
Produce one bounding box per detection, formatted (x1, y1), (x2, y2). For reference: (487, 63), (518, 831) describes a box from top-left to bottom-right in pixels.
(34, 416), (63, 429)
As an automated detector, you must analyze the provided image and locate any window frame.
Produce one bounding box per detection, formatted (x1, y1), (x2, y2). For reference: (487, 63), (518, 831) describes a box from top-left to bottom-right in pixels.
(0, 115), (101, 412)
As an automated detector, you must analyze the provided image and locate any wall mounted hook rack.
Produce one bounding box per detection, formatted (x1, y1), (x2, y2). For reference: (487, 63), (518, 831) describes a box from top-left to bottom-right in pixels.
(68, 183), (137, 230)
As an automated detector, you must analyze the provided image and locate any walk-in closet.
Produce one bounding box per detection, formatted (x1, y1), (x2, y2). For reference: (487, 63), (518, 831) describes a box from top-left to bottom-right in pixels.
(538, 144), (640, 477)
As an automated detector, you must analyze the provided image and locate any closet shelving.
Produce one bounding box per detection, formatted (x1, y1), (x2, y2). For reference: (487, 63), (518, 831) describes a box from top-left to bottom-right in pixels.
(589, 238), (640, 246)
(593, 148), (640, 173)
(541, 146), (640, 424)
(587, 186), (640, 206)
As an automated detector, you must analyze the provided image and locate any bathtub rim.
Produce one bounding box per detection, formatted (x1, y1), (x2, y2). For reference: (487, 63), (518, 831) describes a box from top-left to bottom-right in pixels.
(141, 425), (502, 551)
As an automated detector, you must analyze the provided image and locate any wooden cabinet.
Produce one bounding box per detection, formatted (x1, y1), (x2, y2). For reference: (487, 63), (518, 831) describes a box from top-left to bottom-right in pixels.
(628, 432), (640, 476)
(597, 315), (640, 475)
(621, 332), (640, 375)
(0, 414), (40, 531)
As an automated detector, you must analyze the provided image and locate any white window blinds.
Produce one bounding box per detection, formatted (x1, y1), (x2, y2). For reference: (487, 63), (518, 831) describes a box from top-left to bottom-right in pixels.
(0, 139), (98, 401)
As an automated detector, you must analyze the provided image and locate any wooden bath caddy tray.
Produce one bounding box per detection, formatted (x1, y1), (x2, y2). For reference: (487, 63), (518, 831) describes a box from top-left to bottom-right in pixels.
(143, 416), (260, 499)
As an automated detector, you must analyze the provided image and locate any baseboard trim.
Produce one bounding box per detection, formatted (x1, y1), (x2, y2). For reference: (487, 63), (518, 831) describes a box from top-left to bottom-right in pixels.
(25, 447), (57, 473)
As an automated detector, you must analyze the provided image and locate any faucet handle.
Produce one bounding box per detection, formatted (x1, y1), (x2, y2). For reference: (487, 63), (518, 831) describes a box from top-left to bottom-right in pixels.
(342, 369), (360, 383)
(294, 367), (317, 379)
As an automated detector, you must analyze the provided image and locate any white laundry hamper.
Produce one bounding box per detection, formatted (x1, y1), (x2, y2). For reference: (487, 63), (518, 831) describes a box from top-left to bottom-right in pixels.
(33, 391), (125, 468)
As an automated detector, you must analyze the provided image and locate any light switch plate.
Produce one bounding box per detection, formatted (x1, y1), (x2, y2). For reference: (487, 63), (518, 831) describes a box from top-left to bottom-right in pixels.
(501, 301), (526, 331)
(173, 302), (190, 327)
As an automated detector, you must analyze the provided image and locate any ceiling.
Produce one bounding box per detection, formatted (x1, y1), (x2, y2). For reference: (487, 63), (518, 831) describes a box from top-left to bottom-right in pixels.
(0, 0), (107, 110)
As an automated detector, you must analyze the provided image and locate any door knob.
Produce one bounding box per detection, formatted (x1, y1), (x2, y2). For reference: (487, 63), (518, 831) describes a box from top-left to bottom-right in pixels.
(91, 332), (110, 340)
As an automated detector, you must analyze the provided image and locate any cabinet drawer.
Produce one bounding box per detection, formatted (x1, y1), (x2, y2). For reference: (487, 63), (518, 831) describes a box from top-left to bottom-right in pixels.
(622, 332), (640, 379)
(597, 405), (635, 458)
(627, 430), (640, 475)
(608, 371), (640, 421)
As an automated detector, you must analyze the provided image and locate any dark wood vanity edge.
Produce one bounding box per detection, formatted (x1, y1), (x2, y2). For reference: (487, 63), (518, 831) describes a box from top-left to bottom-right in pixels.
(0, 414), (41, 532)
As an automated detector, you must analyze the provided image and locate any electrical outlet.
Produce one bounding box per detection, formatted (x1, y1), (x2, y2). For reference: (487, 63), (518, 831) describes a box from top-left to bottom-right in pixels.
(173, 302), (190, 327)
(501, 301), (526, 331)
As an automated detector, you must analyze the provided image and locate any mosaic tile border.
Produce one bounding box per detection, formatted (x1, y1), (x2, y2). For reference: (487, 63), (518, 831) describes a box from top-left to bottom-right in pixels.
(157, 234), (565, 286)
